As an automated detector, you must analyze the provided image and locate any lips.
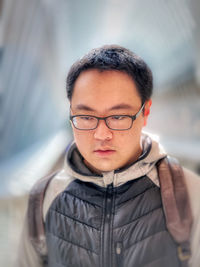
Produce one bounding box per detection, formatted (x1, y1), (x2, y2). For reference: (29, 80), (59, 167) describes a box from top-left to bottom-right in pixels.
(94, 149), (116, 157)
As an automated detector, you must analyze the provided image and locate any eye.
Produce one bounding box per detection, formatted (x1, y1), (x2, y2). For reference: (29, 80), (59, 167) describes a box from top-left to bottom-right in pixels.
(110, 115), (127, 120)
(80, 116), (95, 121)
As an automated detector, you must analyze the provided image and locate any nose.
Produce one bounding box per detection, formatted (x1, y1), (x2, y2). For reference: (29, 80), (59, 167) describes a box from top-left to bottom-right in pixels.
(93, 119), (113, 141)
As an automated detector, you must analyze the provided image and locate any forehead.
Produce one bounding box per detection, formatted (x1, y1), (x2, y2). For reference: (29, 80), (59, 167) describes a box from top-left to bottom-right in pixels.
(71, 69), (142, 112)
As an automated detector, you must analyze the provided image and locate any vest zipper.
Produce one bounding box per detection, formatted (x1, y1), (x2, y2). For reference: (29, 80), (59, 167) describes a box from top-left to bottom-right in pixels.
(101, 183), (114, 267)
(116, 242), (123, 267)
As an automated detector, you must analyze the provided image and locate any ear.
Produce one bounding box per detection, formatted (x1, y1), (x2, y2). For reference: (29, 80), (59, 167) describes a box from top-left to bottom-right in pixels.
(143, 99), (152, 126)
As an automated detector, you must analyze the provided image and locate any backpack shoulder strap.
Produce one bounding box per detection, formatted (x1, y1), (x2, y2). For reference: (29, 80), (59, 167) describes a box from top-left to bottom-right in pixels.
(157, 156), (193, 266)
(27, 171), (58, 265)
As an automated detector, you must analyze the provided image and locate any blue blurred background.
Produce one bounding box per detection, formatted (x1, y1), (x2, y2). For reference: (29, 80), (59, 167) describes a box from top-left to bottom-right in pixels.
(0, 0), (200, 265)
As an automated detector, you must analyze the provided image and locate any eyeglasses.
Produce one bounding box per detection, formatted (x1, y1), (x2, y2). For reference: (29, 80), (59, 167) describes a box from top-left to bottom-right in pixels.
(70, 103), (145, 130)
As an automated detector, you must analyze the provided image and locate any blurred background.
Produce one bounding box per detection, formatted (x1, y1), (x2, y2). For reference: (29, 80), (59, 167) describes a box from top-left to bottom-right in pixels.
(0, 0), (200, 266)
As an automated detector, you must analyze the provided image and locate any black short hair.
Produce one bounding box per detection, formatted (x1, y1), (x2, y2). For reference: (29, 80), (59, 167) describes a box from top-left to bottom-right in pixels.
(66, 44), (153, 104)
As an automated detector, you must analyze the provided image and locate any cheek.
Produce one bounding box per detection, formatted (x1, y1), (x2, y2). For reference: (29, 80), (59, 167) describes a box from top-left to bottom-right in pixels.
(73, 131), (92, 147)
(118, 126), (141, 140)
(116, 126), (143, 149)
(130, 119), (145, 137)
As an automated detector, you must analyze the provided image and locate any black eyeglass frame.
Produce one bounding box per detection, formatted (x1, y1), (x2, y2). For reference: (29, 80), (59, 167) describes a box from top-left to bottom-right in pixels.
(70, 102), (145, 131)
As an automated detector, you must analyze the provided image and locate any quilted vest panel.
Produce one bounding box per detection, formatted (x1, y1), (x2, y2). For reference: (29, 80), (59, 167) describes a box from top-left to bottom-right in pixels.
(45, 176), (181, 267)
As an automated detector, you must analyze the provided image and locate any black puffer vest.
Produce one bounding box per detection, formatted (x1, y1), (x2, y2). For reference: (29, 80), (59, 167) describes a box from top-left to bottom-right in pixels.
(45, 175), (181, 267)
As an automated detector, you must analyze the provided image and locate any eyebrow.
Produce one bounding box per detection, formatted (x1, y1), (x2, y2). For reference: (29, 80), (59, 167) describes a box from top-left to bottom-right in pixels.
(73, 104), (96, 111)
(109, 104), (135, 111)
(73, 103), (136, 112)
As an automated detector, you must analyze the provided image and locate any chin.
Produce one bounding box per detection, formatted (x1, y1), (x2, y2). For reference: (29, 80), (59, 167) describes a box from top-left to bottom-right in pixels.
(93, 163), (118, 173)
(85, 157), (122, 173)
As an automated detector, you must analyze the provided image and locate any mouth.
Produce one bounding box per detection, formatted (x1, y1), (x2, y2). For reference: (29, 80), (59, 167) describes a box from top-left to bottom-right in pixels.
(93, 149), (116, 157)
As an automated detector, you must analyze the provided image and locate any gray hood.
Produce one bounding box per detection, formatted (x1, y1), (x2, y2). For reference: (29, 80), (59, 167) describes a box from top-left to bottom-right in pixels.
(64, 131), (167, 187)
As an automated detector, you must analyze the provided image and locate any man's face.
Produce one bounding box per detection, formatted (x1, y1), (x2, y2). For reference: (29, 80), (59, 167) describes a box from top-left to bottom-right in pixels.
(70, 69), (148, 173)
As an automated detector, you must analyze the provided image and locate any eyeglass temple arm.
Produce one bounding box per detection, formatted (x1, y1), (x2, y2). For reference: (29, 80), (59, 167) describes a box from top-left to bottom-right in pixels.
(134, 102), (145, 119)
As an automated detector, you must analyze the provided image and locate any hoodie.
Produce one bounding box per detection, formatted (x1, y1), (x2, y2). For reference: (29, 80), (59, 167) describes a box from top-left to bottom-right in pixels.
(17, 132), (200, 267)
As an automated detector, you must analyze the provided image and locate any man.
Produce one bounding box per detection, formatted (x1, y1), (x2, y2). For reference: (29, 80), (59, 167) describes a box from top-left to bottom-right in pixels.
(17, 45), (200, 267)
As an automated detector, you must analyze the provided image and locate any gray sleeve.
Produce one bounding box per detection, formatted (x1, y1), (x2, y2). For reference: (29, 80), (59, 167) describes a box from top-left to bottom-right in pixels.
(16, 217), (44, 267)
